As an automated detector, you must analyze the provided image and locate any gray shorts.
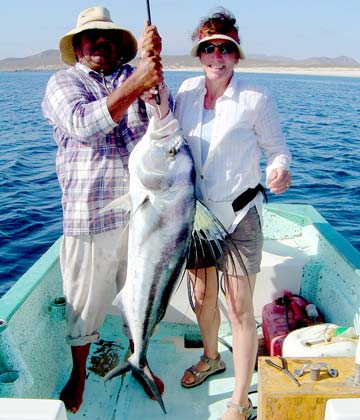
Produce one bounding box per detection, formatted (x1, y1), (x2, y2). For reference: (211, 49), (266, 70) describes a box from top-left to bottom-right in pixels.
(187, 206), (263, 276)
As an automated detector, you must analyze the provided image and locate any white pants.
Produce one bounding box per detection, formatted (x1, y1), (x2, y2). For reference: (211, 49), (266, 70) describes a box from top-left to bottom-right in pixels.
(60, 227), (127, 346)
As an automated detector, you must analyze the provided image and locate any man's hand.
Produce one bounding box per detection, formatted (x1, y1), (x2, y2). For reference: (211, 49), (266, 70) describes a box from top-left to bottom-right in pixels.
(105, 21), (164, 123)
(138, 21), (162, 58)
(133, 53), (163, 92)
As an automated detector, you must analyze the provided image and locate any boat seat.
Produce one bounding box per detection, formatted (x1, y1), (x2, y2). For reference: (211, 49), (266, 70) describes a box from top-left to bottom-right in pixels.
(252, 239), (309, 317)
(0, 398), (67, 420)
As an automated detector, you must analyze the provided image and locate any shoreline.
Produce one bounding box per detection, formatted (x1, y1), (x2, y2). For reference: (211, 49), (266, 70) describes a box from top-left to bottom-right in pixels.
(165, 66), (360, 78)
(1, 66), (360, 79)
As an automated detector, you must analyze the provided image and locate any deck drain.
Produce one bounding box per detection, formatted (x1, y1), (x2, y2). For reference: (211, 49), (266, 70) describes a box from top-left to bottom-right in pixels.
(184, 331), (203, 348)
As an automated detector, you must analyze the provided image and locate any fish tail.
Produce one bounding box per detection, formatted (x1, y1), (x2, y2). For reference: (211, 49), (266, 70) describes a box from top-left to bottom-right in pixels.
(132, 362), (166, 414)
(104, 359), (166, 413)
(103, 361), (131, 382)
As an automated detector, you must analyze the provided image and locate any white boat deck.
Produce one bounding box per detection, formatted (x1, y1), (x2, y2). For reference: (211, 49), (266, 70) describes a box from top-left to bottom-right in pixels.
(65, 317), (259, 420)
(57, 235), (307, 420)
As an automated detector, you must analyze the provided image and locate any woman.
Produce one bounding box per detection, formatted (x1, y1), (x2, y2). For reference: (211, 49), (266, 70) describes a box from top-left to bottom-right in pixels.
(174, 9), (291, 420)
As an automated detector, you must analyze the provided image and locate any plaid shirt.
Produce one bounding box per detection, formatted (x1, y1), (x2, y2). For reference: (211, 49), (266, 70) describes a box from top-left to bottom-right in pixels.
(42, 63), (158, 235)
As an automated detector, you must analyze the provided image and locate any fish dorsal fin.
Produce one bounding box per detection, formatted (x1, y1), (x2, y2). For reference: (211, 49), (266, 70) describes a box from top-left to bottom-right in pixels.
(192, 200), (227, 263)
(193, 200), (227, 238)
(190, 200), (247, 298)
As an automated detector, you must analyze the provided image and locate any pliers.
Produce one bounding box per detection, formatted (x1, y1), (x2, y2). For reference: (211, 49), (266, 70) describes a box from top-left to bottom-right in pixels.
(265, 356), (301, 386)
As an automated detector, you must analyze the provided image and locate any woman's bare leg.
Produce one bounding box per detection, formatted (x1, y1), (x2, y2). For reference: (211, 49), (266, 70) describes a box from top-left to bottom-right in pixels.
(181, 267), (221, 385)
(221, 274), (257, 420)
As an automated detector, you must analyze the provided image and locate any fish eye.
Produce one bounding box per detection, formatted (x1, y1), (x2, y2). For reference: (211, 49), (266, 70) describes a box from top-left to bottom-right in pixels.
(168, 147), (177, 157)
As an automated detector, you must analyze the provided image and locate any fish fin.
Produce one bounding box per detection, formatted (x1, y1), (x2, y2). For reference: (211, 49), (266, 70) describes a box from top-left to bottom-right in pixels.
(104, 357), (166, 412)
(131, 195), (150, 216)
(193, 200), (228, 236)
(103, 361), (131, 382)
(192, 200), (230, 272)
(190, 200), (249, 300)
(132, 362), (166, 414)
(100, 193), (133, 214)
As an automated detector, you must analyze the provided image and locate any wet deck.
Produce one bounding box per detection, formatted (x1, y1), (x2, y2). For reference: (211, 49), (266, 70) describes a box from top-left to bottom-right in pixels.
(65, 315), (259, 420)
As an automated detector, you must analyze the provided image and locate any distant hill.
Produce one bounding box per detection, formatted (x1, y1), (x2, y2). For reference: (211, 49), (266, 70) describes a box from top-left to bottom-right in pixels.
(0, 50), (64, 71)
(0, 49), (359, 71)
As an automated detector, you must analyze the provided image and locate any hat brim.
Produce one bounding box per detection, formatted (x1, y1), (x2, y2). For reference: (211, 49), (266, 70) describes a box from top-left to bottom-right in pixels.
(59, 21), (138, 66)
(191, 34), (245, 59)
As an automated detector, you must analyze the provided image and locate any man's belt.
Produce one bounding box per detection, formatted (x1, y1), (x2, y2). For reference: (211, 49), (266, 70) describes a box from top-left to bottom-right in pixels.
(232, 183), (268, 213)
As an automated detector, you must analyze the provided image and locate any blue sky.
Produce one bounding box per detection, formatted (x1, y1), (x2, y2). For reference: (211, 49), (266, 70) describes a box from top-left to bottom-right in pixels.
(2, 0), (360, 61)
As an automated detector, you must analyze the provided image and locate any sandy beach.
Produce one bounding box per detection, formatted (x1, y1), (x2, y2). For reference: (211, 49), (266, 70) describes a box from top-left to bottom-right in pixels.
(236, 66), (360, 78)
(165, 66), (360, 78)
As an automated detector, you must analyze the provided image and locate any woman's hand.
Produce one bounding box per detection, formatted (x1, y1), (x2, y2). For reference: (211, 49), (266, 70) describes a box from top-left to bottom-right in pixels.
(267, 168), (291, 194)
(140, 83), (170, 120)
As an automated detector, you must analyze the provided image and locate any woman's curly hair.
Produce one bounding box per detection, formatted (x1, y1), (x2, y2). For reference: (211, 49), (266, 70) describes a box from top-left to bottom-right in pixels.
(191, 8), (239, 42)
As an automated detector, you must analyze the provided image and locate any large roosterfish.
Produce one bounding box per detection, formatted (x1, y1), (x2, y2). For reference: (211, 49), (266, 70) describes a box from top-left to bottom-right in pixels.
(102, 114), (230, 413)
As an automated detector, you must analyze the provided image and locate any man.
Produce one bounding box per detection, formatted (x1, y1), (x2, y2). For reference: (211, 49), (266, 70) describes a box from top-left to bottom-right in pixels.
(42, 6), (170, 413)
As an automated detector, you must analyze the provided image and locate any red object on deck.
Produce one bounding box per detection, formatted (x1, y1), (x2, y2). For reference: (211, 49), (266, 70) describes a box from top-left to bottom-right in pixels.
(261, 291), (322, 356)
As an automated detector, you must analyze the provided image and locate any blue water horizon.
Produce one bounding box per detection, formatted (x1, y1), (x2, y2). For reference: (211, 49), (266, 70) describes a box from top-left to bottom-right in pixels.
(0, 70), (359, 297)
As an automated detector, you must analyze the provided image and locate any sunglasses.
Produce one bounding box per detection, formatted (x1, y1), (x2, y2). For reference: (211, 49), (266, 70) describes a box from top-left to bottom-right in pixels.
(83, 29), (118, 43)
(200, 42), (237, 55)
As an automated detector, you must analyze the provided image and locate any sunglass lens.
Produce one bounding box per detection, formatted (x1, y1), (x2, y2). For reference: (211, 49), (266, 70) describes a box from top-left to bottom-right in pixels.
(85, 30), (117, 43)
(85, 30), (100, 41)
(203, 44), (215, 54)
(201, 43), (236, 55)
(219, 43), (235, 54)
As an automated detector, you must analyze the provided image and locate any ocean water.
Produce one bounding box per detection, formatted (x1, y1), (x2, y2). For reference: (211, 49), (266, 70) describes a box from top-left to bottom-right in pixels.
(0, 70), (359, 297)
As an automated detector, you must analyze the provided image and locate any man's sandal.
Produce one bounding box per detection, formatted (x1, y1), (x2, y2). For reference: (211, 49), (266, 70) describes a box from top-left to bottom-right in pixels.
(218, 399), (253, 420)
(181, 354), (226, 388)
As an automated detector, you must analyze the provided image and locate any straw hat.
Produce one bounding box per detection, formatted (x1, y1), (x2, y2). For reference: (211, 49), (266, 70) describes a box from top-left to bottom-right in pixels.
(191, 33), (245, 59)
(59, 6), (137, 66)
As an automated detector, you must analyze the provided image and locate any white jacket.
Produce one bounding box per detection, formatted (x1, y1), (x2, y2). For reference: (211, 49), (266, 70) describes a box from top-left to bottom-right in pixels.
(174, 74), (291, 229)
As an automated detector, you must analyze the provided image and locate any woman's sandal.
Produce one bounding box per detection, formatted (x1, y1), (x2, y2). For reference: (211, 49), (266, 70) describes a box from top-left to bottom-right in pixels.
(181, 354), (226, 388)
(218, 399), (253, 420)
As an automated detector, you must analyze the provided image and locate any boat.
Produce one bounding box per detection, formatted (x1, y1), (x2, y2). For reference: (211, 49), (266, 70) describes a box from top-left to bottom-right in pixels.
(0, 203), (359, 419)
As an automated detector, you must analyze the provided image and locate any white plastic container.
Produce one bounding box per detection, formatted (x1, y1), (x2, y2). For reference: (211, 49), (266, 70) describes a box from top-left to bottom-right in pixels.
(0, 398), (67, 420)
(325, 398), (360, 420)
(282, 323), (358, 358)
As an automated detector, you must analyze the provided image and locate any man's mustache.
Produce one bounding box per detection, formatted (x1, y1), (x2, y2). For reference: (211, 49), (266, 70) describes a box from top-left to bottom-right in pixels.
(91, 42), (111, 54)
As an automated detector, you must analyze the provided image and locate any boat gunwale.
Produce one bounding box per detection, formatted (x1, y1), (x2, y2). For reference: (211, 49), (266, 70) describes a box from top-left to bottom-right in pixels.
(0, 238), (62, 327)
(1, 204), (359, 327)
